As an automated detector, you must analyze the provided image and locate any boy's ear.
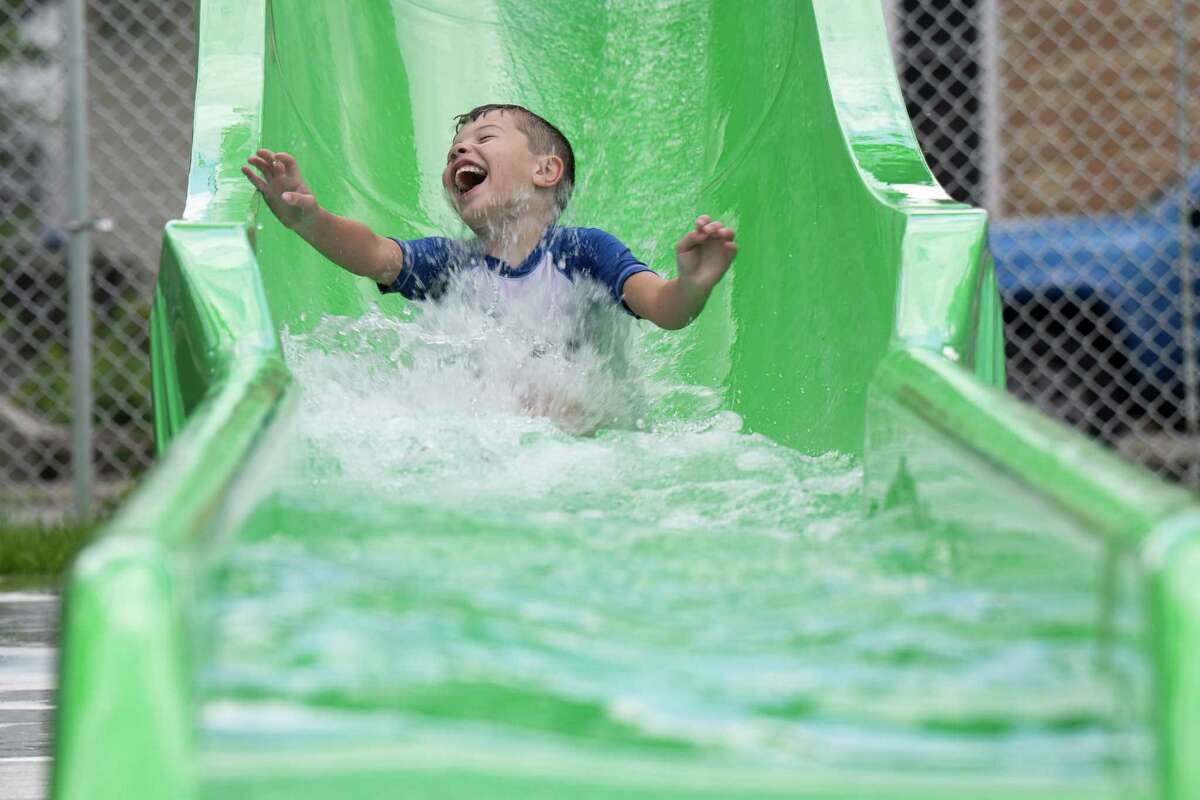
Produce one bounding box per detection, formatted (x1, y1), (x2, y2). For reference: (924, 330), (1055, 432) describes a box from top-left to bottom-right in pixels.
(532, 154), (565, 189)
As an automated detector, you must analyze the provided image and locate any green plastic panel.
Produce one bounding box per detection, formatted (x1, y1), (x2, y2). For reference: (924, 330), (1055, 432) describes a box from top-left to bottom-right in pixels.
(53, 1), (1200, 798)
(249, 0), (992, 454)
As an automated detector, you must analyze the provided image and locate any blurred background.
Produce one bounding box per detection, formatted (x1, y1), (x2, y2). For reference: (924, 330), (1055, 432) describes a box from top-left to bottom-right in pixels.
(887, 0), (1200, 480)
(0, 0), (1197, 528)
(0, 4), (1191, 798)
(1, 0), (193, 525)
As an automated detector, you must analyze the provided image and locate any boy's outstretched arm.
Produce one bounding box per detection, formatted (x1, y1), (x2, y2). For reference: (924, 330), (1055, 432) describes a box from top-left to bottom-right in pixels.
(623, 216), (737, 330)
(242, 149), (403, 285)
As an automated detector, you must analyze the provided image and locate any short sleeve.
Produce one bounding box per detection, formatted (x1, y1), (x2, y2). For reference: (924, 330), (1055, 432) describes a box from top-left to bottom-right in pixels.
(572, 228), (656, 315)
(377, 237), (455, 300)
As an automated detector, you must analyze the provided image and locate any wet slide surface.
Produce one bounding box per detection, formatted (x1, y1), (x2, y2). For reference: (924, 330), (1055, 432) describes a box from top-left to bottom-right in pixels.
(54, 1), (1178, 798)
(194, 315), (1151, 796)
(181, 3), (1154, 794)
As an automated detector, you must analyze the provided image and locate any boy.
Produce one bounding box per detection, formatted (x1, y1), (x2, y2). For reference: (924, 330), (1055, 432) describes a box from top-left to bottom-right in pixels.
(242, 103), (736, 330)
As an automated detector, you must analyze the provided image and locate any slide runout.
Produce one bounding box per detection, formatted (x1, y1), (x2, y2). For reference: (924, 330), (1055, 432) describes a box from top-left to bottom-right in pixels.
(51, 1), (1200, 798)
(816, 3), (1200, 793)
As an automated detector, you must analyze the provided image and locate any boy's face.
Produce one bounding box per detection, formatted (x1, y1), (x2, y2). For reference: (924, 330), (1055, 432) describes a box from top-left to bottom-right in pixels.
(443, 111), (543, 228)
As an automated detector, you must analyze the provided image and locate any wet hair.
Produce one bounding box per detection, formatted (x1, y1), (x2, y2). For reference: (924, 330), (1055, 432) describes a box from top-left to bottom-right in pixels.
(454, 103), (575, 209)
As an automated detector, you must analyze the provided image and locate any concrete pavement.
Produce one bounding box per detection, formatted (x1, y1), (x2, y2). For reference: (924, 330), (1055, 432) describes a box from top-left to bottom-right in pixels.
(0, 588), (58, 800)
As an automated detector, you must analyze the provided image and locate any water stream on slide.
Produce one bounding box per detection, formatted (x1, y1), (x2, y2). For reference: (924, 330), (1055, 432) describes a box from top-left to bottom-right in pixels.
(195, 273), (1151, 784)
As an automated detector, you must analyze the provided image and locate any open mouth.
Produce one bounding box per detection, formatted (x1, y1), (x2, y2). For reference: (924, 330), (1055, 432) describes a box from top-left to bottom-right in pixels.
(454, 163), (488, 196)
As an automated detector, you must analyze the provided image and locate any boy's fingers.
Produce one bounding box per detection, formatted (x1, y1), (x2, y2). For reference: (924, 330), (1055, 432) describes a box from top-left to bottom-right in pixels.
(241, 165), (267, 192)
(250, 156), (279, 180)
(283, 191), (316, 211)
(276, 152), (299, 174)
(703, 221), (734, 239)
(261, 152), (286, 178)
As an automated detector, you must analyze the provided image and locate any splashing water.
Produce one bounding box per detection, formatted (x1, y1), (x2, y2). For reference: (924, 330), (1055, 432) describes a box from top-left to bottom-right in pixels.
(285, 256), (656, 439)
(196, 276), (1152, 788)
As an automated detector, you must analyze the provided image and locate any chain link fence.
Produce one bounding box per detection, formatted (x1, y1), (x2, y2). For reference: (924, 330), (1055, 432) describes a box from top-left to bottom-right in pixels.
(889, 0), (1200, 484)
(1, 0), (194, 521)
(2, 0), (1197, 521)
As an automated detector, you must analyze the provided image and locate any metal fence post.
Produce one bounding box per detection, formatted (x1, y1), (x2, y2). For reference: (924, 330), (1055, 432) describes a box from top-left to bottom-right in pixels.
(66, 0), (93, 519)
(1175, 0), (1197, 484)
(980, 0), (1001, 217)
(0, 0), (194, 521)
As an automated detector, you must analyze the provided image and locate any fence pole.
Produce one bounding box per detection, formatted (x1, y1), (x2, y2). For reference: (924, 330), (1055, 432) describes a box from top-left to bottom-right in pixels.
(66, 0), (93, 519)
(1174, 0), (1198, 484)
(980, 0), (1002, 217)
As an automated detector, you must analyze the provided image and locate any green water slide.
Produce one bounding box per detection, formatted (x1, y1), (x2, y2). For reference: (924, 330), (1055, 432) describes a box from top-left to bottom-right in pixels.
(52, 1), (1200, 798)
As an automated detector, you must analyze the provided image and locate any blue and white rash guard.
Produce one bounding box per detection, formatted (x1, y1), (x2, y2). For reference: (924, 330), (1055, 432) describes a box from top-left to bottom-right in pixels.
(377, 226), (656, 317)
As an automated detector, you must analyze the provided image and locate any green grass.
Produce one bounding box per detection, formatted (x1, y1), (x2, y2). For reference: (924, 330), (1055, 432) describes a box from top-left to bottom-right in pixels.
(0, 519), (94, 578)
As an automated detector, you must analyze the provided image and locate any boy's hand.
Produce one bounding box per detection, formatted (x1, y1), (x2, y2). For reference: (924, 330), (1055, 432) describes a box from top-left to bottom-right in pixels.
(242, 149), (319, 230)
(241, 148), (401, 283)
(624, 215), (737, 329)
(675, 215), (737, 295)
